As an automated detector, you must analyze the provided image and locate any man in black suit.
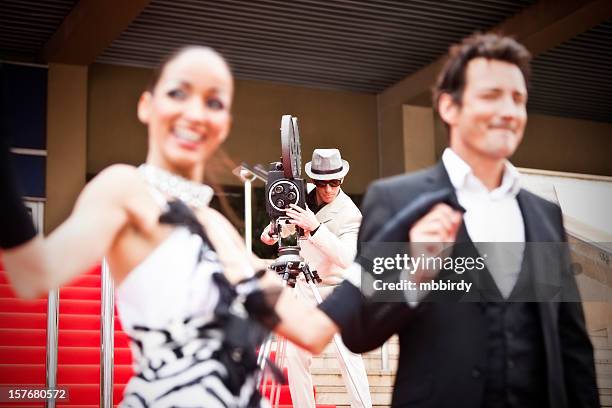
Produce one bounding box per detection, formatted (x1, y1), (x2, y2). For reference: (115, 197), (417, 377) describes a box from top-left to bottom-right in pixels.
(318, 33), (599, 407)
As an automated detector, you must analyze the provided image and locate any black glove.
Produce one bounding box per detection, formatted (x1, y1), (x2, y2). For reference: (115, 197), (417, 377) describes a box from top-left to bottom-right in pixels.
(236, 270), (282, 330)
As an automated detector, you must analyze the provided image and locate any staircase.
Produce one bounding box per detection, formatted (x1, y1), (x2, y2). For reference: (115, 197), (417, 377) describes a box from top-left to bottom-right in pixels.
(0, 261), (338, 407)
(262, 337), (397, 407)
(55, 265), (132, 407)
(261, 349), (335, 408)
(0, 266), (47, 408)
(311, 337), (398, 407)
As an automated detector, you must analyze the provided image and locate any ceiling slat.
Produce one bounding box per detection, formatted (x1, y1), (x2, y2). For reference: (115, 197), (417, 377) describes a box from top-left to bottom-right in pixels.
(1, 0), (609, 123)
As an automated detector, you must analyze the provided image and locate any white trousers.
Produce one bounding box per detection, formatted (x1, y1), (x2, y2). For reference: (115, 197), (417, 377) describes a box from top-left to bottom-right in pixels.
(285, 281), (372, 408)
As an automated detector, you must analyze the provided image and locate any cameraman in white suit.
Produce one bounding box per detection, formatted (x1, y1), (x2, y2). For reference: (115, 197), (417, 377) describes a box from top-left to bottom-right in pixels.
(261, 149), (372, 408)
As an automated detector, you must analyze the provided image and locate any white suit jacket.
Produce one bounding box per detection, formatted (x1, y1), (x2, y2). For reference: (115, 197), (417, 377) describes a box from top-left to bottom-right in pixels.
(301, 186), (362, 285)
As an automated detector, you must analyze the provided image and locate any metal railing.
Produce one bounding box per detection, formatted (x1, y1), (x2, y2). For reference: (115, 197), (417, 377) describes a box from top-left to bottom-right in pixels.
(45, 289), (59, 408)
(100, 260), (114, 408)
(234, 163), (267, 252)
(381, 342), (390, 372)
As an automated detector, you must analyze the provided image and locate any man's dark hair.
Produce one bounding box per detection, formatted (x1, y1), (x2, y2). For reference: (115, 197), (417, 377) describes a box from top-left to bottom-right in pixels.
(433, 32), (531, 114)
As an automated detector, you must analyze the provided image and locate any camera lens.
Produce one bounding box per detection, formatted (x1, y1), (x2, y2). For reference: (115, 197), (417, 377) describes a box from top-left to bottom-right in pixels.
(274, 185), (284, 194)
(276, 199), (285, 208)
(287, 192), (296, 201)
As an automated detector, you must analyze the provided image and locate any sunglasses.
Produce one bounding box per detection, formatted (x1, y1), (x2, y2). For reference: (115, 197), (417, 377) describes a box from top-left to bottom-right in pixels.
(313, 179), (342, 187)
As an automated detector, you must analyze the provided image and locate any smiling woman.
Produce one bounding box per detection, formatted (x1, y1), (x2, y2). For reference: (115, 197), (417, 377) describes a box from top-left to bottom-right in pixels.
(0, 46), (339, 407)
(139, 47), (233, 179)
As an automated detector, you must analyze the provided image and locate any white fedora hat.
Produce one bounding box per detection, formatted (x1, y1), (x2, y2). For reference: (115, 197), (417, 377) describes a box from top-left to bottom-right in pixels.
(305, 148), (350, 180)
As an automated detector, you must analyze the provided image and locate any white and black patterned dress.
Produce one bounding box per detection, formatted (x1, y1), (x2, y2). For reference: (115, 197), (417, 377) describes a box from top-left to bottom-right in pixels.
(116, 200), (269, 408)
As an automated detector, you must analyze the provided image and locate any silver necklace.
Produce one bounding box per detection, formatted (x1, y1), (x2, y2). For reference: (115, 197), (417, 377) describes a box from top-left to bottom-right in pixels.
(138, 164), (214, 209)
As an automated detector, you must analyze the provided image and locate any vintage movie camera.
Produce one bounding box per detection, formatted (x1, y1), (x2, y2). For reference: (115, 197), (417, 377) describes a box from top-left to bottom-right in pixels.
(264, 115), (320, 287)
(265, 115), (307, 240)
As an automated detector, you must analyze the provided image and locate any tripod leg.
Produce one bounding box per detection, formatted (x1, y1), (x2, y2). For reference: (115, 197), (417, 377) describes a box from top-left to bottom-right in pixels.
(307, 281), (370, 408)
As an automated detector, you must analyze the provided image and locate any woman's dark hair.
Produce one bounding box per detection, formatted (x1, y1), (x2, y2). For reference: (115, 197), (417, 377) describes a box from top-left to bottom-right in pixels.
(433, 33), (531, 113)
(146, 46), (230, 93)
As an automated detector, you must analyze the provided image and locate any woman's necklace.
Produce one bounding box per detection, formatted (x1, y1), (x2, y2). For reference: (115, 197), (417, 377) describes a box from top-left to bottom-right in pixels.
(138, 164), (214, 209)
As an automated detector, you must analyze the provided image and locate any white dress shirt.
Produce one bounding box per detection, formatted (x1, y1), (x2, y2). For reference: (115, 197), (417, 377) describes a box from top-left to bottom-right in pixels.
(442, 148), (525, 299)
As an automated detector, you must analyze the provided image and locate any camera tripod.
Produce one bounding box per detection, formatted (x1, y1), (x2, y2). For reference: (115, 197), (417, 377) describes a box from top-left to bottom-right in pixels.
(256, 245), (368, 408)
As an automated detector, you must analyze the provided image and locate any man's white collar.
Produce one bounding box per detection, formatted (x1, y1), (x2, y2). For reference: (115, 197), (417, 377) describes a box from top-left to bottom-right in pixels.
(441, 148), (521, 197)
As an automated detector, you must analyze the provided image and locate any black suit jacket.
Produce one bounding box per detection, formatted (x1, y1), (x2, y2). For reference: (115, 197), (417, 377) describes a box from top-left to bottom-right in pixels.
(320, 162), (599, 408)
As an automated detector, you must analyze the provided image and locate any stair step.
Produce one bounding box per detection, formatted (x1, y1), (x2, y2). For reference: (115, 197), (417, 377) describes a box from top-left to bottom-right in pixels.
(312, 371), (396, 388)
(0, 313), (103, 330)
(0, 346), (132, 365)
(316, 384), (394, 394)
(313, 357), (398, 372)
(316, 386), (392, 406)
(62, 274), (101, 288)
(60, 364), (132, 384)
(277, 406), (335, 408)
(0, 363), (46, 384)
(0, 329), (129, 347)
(0, 299), (117, 315)
(0, 298), (48, 314)
(0, 284), (19, 298)
(0, 312), (48, 330)
(261, 385), (293, 404)
(318, 343), (399, 358)
(0, 269), (101, 288)
(0, 285), (100, 301)
(58, 286), (101, 300)
(0, 364), (132, 384)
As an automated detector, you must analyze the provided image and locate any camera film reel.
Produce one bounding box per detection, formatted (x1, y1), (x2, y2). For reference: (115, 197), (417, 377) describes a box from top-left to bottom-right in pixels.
(281, 115), (302, 179)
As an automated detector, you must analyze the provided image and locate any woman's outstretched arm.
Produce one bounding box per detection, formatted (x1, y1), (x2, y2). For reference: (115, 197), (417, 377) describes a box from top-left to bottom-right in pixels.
(273, 287), (339, 354)
(2, 165), (138, 299)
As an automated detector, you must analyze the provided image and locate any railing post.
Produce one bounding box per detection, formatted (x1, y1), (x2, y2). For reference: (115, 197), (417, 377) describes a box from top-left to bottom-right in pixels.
(238, 169), (258, 252)
(45, 289), (59, 408)
(243, 173), (253, 252)
(100, 260), (114, 408)
(381, 341), (390, 372)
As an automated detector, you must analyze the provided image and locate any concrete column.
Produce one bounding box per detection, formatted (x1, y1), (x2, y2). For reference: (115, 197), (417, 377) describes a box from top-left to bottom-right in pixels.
(45, 63), (88, 233)
(376, 100), (404, 178)
(402, 105), (436, 173)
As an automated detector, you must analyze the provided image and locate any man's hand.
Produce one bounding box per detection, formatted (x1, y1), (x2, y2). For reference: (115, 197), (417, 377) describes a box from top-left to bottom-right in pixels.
(260, 222), (278, 245)
(409, 203), (462, 284)
(286, 204), (320, 233)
